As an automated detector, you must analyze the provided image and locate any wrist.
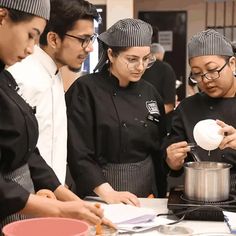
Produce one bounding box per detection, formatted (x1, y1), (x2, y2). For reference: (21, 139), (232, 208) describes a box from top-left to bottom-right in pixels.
(94, 183), (115, 199)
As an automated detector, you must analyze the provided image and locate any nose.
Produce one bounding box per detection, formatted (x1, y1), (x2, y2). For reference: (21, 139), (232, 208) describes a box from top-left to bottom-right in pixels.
(201, 75), (210, 84)
(25, 41), (35, 56)
(84, 41), (94, 52)
(136, 61), (145, 71)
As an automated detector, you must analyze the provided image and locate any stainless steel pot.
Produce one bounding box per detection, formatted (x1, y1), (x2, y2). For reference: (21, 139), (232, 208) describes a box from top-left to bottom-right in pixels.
(184, 162), (232, 202)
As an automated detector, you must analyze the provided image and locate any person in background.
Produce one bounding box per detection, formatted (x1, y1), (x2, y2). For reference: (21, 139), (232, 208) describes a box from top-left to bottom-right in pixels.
(66, 18), (169, 206)
(165, 29), (236, 192)
(151, 43), (165, 61)
(187, 75), (199, 96)
(142, 43), (177, 133)
(0, 0), (111, 229)
(7, 0), (99, 185)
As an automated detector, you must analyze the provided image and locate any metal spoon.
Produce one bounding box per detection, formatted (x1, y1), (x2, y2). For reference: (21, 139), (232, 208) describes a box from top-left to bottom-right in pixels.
(187, 143), (201, 162)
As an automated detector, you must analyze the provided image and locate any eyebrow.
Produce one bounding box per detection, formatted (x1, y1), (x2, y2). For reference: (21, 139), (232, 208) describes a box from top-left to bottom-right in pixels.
(192, 61), (219, 70)
(126, 53), (151, 58)
(33, 28), (41, 35)
(74, 34), (94, 38)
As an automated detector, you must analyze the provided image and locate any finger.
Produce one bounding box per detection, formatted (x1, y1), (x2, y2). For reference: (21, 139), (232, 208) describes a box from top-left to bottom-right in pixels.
(171, 152), (187, 160)
(222, 134), (236, 148)
(128, 196), (140, 207)
(171, 141), (189, 149)
(121, 198), (136, 206)
(216, 119), (226, 127)
(86, 203), (104, 218)
(82, 211), (102, 225)
(36, 189), (56, 199)
(102, 218), (117, 229)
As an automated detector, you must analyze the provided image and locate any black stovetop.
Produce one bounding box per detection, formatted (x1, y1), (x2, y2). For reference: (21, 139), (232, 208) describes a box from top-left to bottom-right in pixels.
(167, 186), (236, 221)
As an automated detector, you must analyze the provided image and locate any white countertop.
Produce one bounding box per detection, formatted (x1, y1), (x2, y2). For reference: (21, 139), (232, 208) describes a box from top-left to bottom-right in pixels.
(128, 198), (232, 235)
(86, 197), (233, 235)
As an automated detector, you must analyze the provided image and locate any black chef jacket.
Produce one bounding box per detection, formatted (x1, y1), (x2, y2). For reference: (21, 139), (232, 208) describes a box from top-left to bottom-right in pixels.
(0, 60), (4, 73)
(142, 60), (176, 105)
(66, 67), (168, 198)
(165, 92), (236, 173)
(0, 70), (60, 218)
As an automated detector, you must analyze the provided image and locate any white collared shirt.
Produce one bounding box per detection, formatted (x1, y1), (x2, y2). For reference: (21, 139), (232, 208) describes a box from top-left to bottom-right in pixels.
(7, 46), (67, 184)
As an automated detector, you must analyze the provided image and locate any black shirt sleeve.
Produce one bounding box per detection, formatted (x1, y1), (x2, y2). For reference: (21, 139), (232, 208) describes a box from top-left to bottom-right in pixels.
(66, 79), (106, 197)
(28, 149), (61, 192)
(161, 62), (176, 104)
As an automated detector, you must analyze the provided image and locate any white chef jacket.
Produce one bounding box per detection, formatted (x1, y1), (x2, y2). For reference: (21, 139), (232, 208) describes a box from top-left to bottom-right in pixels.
(7, 46), (67, 184)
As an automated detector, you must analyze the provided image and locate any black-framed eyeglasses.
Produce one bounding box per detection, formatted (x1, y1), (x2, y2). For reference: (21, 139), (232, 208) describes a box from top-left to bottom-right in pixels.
(65, 33), (98, 49)
(189, 60), (229, 83)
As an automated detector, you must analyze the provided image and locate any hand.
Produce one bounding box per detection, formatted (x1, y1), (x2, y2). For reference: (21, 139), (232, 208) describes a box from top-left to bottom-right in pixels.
(101, 190), (140, 206)
(58, 200), (105, 225)
(21, 193), (114, 227)
(216, 120), (236, 150)
(166, 141), (190, 170)
(94, 183), (140, 206)
(36, 189), (57, 199)
(94, 203), (117, 230)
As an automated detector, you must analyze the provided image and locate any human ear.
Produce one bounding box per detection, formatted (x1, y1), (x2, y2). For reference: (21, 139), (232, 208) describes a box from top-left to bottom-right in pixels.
(107, 48), (114, 63)
(229, 56), (236, 72)
(0, 8), (8, 26)
(47, 32), (60, 49)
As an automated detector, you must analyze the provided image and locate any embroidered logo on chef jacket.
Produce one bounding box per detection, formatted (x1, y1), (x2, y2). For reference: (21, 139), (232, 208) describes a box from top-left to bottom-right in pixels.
(146, 100), (160, 123)
(146, 100), (160, 115)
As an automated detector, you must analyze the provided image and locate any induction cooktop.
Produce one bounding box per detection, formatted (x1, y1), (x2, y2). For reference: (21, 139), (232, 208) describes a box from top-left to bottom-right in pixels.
(167, 186), (236, 221)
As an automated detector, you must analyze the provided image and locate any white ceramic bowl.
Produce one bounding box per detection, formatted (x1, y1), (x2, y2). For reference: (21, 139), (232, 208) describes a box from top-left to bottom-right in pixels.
(193, 119), (224, 151)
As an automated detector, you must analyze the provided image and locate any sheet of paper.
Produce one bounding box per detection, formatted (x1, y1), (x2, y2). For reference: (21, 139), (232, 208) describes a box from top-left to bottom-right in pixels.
(223, 211), (236, 234)
(103, 203), (156, 224)
(117, 216), (174, 233)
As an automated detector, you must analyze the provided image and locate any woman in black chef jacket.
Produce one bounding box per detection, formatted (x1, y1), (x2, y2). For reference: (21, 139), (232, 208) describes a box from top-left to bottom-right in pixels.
(66, 18), (169, 206)
(0, 0), (108, 230)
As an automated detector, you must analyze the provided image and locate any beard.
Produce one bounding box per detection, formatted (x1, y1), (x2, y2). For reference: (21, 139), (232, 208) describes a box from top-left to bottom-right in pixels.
(67, 66), (82, 73)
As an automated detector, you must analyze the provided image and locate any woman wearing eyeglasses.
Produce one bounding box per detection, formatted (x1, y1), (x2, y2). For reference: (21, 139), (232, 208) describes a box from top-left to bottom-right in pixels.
(66, 18), (169, 205)
(165, 29), (236, 191)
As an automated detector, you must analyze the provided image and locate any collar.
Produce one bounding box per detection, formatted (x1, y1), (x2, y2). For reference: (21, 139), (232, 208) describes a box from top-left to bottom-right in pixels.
(0, 60), (5, 73)
(101, 66), (140, 91)
(32, 45), (58, 77)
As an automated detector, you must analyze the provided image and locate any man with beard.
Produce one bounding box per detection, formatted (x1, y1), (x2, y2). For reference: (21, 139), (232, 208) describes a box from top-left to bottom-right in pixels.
(7, 0), (100, 184)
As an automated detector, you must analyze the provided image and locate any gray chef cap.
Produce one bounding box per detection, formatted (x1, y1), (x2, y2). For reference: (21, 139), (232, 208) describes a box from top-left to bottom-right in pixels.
(93, 18), (153, 72)
(188, 29), (234, 60)
(0, 0), (50, 20)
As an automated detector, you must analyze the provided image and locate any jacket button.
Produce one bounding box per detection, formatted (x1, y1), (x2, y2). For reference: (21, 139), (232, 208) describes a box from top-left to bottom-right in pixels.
(28, 148), (31, 152)
(122, 122), (127, 127)
(144, 123), (148, 128)
(113, 92), (117, 96)
(138, 94), (142, 97)
(209, 106), (213, 110)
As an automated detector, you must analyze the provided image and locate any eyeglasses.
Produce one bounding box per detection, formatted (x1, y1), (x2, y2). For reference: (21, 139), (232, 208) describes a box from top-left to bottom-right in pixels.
(65, 33), (98, 49)
(121, 54), (156, 71)
(189, 60), (229, 83)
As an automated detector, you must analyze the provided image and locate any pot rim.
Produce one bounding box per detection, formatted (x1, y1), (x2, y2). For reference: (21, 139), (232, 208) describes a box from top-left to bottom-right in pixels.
(184, 161), (232, 170)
